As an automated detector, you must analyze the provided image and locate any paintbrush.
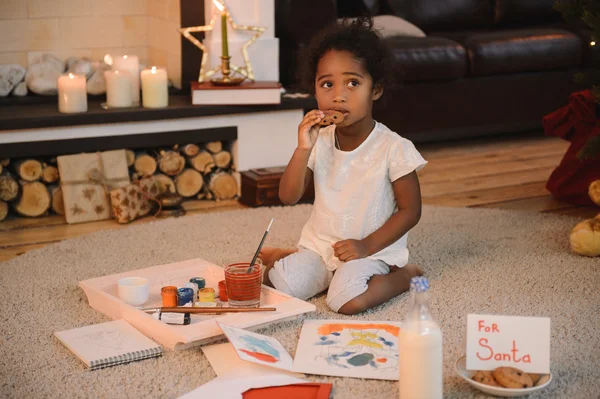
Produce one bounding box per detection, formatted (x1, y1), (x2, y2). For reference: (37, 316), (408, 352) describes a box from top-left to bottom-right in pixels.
(246, 218), (274, 273)
(140, 306), (277, 314)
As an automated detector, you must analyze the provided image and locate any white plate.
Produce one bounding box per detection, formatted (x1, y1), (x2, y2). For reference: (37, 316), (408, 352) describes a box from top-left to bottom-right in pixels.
(455, 356), (552, 397)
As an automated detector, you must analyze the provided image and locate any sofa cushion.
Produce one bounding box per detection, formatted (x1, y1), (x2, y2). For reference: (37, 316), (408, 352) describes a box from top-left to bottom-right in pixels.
(385, 37), (467, 81)
(388, 0), (493, 31)
(340, 15), (426, 38)
(464, 29), (582, 76)
(494, 0), (562, 26)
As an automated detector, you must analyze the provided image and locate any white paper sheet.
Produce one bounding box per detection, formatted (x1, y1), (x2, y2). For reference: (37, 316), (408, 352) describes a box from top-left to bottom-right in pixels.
(218, 323), (295, 372)
(178, 370), (306, 399)
(292, 319), (401, 380)
(201, 342), (304, 378)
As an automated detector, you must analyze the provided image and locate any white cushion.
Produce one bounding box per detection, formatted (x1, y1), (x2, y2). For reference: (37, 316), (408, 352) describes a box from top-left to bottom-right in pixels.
(339, 15), (427, 38)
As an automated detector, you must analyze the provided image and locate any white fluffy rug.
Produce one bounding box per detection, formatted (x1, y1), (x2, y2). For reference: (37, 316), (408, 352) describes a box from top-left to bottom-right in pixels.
(1, 205), (599, 398)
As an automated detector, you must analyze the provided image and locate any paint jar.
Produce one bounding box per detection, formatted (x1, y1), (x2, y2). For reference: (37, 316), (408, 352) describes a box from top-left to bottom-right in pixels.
(190, 277), (206, 290)
(198, 287), (215, 302)
(161, 286), (178, 307)
(184, 282), (198, 302)
(153, 312), (191, 325)
(218, 280), (228, 301)
(224, 261), (263, 307)
(177, 287), (194, 306)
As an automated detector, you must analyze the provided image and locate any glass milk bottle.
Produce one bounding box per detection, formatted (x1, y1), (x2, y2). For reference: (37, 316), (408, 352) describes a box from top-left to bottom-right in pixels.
(398, 276), (443, 399)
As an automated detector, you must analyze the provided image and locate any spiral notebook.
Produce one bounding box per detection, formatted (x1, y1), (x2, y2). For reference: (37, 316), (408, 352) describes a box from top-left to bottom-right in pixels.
(55, 319), (163, 370)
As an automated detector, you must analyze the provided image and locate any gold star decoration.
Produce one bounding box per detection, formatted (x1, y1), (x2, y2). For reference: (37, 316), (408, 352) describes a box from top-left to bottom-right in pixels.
(178, 0), (266, 83)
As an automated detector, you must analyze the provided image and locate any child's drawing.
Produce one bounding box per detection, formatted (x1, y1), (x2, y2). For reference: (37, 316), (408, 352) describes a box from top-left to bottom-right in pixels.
(218, 323), (294, 371)
(293, 320), (401, 380)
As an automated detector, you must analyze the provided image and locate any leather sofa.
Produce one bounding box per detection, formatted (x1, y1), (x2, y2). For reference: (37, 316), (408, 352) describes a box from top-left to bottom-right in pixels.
(276, 0), (597, 142)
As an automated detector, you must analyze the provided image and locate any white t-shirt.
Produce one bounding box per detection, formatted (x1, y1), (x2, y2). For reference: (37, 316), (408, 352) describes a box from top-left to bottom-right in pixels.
(297, 121), (427, 271)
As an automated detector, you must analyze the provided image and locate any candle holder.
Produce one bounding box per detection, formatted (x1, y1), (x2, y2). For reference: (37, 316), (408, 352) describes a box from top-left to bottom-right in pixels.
(210, 56), (245, 86)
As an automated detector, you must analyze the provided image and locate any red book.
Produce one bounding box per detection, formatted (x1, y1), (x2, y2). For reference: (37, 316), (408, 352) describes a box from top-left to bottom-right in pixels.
(191, 81), (281, 105)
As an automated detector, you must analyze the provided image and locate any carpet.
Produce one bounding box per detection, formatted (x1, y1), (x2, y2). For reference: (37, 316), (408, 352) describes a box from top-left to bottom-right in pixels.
(1, 205), (599, 398)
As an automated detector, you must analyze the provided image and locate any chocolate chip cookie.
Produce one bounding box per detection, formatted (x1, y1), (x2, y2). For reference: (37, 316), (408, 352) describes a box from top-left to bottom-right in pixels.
(472, 370), (501, 387)
(318, 110), (345, 126)
(493, 367), (533, 389)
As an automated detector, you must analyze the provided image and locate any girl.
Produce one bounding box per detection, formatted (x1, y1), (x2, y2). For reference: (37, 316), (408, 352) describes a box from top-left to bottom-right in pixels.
(260, 18), (426, 315)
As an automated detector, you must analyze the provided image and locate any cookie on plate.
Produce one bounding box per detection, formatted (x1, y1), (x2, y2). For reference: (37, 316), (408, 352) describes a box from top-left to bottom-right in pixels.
(318, 110), (345, 126)
(493, 367), (533, 389)
(528, 373), (541, 385)
(472, 370), (501, 387)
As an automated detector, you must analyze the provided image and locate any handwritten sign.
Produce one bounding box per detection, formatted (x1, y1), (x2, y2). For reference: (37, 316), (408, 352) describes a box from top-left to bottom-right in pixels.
(466, 314), (550, 373)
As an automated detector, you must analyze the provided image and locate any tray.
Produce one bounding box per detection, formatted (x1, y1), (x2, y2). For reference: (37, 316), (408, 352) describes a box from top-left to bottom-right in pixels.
(79, 257), (316, 350)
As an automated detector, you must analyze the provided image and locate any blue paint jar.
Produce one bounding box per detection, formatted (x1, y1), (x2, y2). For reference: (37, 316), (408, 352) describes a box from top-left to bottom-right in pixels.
(177, 287), (194, 306)
(190, 277), (206, 289)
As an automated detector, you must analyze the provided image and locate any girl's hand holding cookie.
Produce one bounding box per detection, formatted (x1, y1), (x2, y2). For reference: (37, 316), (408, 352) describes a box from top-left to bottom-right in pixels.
(297, 109), (324, 150)
(332, 239), (369, 262)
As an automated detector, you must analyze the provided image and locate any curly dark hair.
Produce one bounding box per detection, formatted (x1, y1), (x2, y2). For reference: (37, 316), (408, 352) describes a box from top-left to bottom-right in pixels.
(299, 17), (394, 95)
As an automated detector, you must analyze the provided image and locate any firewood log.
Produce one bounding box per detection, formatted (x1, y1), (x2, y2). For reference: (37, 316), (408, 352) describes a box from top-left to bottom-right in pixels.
(0, 174), (19, 202)
(189, 151), (215, 174)
(0, 159), (9, 167)
(159, 151), (185, 176)
(182, 144), (200, 157)
(204, 141), (223, 154)
(125, 150), (135, 167)
(41, 164), (60, 184)
(209, 172), (238, 200)
(175, 169), (203, 197)
(48, 185), (65, 215)
(154, 173), (176, 194)
(134, 153), (157, 177)
(13, 159), (43, 182)
(196, 181), (214, 200)
(0, 200), (8, 222)
(213, 151), (232, 169)
(13, 181), (50, 217)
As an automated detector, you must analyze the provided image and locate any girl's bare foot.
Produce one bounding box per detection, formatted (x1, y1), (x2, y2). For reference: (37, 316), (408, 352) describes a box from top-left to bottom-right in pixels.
(258, 247), (298, 268)
(392, 263), (423, 277)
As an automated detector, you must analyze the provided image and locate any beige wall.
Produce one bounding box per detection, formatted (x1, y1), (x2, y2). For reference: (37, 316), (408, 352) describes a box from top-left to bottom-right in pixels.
(0, 0), (182, 88)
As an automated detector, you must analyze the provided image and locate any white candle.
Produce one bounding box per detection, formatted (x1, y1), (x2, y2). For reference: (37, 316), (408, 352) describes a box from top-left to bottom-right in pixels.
(112, 54), (140, 105)
(104, 70), (133, 108)
(57, 73), (87, 114)
(141, 66), (168, 108)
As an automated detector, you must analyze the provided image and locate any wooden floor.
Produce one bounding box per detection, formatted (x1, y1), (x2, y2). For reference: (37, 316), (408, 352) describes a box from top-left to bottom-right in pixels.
(1, 134), (597, 263)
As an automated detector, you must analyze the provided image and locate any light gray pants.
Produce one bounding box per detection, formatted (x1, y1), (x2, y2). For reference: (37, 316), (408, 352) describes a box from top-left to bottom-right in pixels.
(268, 247), (390, 312)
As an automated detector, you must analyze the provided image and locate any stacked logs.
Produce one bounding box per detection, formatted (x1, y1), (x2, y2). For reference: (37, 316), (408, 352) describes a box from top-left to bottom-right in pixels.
(0, 140), (238, 222)
(0, 158), (62, 221)
(128, 140), (238, 201)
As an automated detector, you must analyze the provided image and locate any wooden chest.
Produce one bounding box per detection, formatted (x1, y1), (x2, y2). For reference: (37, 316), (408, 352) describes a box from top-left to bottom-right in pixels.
(240, 166), (314, 207)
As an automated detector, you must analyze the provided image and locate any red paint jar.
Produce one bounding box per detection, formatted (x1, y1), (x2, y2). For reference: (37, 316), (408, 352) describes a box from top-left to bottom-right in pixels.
(224, 262), (263, 307)
(218, 280), (228, 301)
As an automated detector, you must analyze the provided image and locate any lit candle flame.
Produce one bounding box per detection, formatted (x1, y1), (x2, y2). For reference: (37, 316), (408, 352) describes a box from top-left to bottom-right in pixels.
(151, 66), (157, 74)
(213, 0), (224, 12)
(591, 41), (596, 47)
(123, 55), (128, 59)
(68, 73), (74, 79)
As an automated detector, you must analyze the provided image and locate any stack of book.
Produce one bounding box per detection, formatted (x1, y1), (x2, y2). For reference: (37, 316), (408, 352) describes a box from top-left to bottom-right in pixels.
(191, 81), (281, 105)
